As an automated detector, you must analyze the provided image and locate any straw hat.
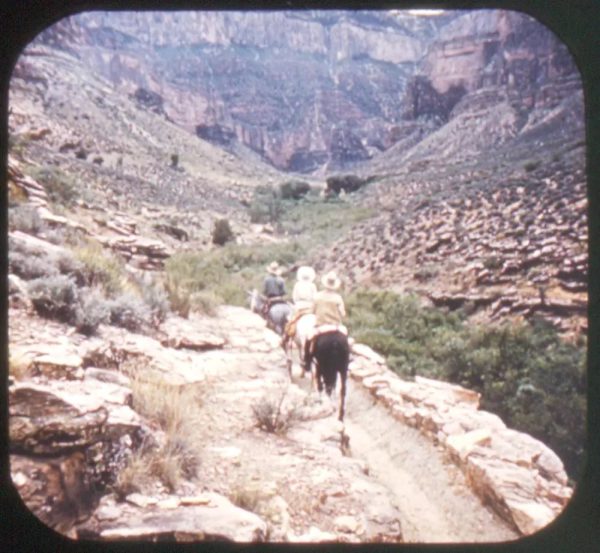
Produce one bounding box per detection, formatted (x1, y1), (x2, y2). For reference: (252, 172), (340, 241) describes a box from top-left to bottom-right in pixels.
(297, 266), (316, 283)
(266, 261), (282, 276)
(321, 271), (341, 291)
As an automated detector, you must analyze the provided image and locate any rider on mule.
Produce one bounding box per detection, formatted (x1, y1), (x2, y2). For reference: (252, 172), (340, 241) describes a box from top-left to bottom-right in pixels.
(262, 261), (286, 317)
(282, 266), (317, 347)
(304, 270), (348, 363)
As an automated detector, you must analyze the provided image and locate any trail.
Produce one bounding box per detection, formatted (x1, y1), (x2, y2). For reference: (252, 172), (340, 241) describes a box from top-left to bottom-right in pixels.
(190, 309), (518, 543)
(343, 380), (517, 542)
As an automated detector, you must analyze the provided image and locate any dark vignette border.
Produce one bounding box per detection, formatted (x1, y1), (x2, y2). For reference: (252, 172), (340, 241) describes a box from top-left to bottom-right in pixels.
(0, 1), (598, 553)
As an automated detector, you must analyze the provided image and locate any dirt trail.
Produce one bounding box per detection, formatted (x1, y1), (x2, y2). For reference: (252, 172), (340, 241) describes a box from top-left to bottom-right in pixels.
(192, 316), (518, 544)
(343, 380), (517, 543)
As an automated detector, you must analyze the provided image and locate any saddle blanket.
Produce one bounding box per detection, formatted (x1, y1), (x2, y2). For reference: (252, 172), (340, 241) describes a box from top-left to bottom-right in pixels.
(308, 323), (348, 339)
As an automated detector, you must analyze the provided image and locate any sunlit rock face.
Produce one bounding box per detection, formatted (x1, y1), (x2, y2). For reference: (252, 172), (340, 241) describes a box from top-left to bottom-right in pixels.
(31, 10), (579, 174)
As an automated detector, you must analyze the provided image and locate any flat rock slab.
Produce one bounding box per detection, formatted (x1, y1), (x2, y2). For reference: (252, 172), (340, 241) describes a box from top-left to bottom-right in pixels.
(81, 493), (268, 542)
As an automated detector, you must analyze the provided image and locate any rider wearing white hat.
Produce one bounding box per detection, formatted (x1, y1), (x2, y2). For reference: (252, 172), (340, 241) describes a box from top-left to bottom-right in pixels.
(292, 266), (317, 311)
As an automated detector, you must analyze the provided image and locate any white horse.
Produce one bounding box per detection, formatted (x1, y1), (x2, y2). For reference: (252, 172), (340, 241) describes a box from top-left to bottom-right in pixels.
(283, 311), (316, 379)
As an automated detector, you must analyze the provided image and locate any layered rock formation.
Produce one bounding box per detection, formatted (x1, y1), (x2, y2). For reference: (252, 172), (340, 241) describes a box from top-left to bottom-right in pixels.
(26, 10), (580, 175)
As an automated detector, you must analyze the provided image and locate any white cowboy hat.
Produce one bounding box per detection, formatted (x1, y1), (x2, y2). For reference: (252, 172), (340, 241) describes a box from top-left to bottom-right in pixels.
(267, 261), (282, 276)
(297, 266), (316, 282)
(321, 271), (341, 291)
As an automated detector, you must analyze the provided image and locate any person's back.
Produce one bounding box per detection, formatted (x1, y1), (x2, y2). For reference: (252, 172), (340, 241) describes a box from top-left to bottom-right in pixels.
(313, 288), (345, 326)
(312, 271), (346, 328)
(292, 266), (317, 312)
(304, 270), (347, 373)
(264, 274), (285, 298)
(263, 261), (286, 299)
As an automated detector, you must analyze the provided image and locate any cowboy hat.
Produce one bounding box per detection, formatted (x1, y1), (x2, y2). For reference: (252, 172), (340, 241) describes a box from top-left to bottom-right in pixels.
(321, 271), (341, 291)
(297, 266), (316, 282)
(267, 261), (282, 276)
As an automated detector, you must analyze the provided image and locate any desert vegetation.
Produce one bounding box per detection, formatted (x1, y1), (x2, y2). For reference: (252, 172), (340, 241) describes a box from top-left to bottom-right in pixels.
(345, 289), (586, 480)
(251, 388), (300, 435)
(115, 367), (204, 495)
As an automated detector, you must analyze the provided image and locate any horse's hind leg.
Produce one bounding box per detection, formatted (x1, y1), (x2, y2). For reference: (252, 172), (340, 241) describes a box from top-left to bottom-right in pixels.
(338, 370), (347, 422)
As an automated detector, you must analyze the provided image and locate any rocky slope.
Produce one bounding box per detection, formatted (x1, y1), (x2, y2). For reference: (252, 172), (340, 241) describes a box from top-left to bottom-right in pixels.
(13, 9), (586, 338)
(9, 285), (569, 541)
(319, 128), (587, 337)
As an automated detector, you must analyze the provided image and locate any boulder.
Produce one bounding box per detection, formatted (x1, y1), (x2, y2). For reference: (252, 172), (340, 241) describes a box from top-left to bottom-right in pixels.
(9, 382), (109, 454)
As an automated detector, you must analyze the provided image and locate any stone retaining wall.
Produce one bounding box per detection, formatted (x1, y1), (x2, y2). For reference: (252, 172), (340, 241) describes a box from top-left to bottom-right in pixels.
(348, 342), (573, 535)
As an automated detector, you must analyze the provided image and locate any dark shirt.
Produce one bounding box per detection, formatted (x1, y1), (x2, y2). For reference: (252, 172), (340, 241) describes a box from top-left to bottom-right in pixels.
(263, 275), (286, 298)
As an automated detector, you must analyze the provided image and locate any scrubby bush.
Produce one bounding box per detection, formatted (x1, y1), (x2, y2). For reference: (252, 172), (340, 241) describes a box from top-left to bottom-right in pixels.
(248, 185), (284, 224)
(9, 250), (60, 280)
(136, 274), (170, 325)
(28, 166), (79, 206)
(28, 275), (79, 323)
(212, 218), (234, 246)
(524, 160), (541, 172)
(74, 241), (126, 295)
(107, 293), (151, 332)
(74, 288), (110, 335)
(345, 288), (586, 480)
(325, 174), (373, 195)
(189, 290), (220, 316)
(121, 373), (204, 492)
(9, 351), (31, 381)
(164, 252), (226, 316)
(483, 256), (503, 270)
(279, 180), (311, 200)
(8, 205), (45, 234)
(252, 390), (299, 435)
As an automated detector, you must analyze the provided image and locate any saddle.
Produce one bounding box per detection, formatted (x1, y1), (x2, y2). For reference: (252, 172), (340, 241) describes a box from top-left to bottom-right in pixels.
(262, 296), (286, 317)
(284, 308), (312, 339)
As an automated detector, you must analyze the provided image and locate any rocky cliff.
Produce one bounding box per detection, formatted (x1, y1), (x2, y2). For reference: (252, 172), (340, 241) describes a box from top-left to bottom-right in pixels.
(28, 9), (580, 176)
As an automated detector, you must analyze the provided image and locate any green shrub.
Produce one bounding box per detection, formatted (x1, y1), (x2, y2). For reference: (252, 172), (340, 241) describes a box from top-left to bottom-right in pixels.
(345, 288), (586, 479)
(74, 241), (126, 296)
(9, 250), (60, 280)
(279, 180), (311, 200)
(212, 218), (234, 246)
(164, 252), (228, 316)
(524, 160), (541, 172)
(248, 185), (284, 224)
(28, 275), (79, 323)
(483, 256), (503, 270)
(27, 166), (79, 206)
(137, 274), (170, 325)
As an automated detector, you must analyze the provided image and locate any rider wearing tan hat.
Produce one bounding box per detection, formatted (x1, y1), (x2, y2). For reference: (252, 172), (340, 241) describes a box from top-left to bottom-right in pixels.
(303, 270), (347, 367)
(262, 261), (286, 316)
(312, 270), (346, 327)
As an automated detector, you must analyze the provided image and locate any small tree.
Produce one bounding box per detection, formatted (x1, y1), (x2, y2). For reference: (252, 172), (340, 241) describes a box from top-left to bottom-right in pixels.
(212, 218), (234, 246)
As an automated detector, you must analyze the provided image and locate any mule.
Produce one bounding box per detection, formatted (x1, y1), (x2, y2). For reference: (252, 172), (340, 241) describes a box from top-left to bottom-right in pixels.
(283, 311), (316, 378)
(248, 289), (292, 337)
(306, 330), (349, 422)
